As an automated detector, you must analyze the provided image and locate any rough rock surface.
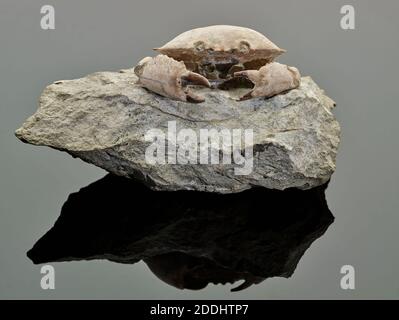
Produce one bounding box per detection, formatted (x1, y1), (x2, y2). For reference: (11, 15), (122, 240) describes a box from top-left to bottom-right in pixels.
(15, 68), (340, 193)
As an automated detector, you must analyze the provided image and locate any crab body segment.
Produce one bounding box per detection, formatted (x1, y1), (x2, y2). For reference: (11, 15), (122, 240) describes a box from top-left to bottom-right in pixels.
(134, 25), (301, 102)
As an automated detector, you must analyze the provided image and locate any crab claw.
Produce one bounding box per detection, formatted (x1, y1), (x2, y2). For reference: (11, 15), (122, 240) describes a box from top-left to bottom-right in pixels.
(234, 62), (301, 101)
(134, 55), (210, 103)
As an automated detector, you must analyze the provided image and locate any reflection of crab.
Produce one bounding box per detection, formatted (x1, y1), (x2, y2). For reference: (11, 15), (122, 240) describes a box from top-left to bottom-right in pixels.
(145, 252), (264, 292)
(134, 25), (301, 103)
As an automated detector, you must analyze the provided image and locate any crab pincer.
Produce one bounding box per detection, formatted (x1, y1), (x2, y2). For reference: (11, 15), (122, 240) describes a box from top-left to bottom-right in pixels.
(234, 62), (301, 100)
(134, 55), (210, 103)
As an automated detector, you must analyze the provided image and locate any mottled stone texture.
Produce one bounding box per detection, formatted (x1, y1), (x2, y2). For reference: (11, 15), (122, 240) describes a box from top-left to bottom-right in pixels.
(15, 68), (340, 193)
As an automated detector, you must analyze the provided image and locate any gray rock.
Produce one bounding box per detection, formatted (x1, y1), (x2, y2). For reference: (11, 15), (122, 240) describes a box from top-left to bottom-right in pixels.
(15, 68), (340, 193)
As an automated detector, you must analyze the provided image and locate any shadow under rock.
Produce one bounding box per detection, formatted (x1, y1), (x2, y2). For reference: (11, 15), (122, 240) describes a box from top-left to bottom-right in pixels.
(27, 174), (334, 292)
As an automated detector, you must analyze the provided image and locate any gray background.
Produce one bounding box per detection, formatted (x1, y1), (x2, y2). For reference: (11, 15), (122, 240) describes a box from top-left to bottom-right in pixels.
(1, 0), (398, 299)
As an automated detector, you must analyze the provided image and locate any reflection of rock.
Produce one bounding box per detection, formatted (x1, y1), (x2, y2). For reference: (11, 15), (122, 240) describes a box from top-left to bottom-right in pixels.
(27, 174), (334, 292)
(15, 68), (340, 193)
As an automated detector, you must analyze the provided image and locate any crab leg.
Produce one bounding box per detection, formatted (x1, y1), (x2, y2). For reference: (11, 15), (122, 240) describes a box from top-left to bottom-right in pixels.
(234, 62), (301, 100)
(134, 55), (210, 103)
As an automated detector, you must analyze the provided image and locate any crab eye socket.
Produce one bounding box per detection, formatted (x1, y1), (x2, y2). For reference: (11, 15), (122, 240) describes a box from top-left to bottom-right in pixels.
(239, 41), (250, 53)
(194, 41), (206, 52)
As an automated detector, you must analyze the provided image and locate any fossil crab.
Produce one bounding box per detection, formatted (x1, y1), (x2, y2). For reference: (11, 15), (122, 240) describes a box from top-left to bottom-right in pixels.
(134, 25), (301, 103)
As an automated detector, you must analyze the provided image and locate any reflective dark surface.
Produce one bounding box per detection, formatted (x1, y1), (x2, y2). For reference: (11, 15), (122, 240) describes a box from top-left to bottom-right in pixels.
(27, 175), (333, 292)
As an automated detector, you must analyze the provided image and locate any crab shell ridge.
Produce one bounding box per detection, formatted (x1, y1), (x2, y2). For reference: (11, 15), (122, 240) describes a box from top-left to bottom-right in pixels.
(155, 25), (286, 64)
